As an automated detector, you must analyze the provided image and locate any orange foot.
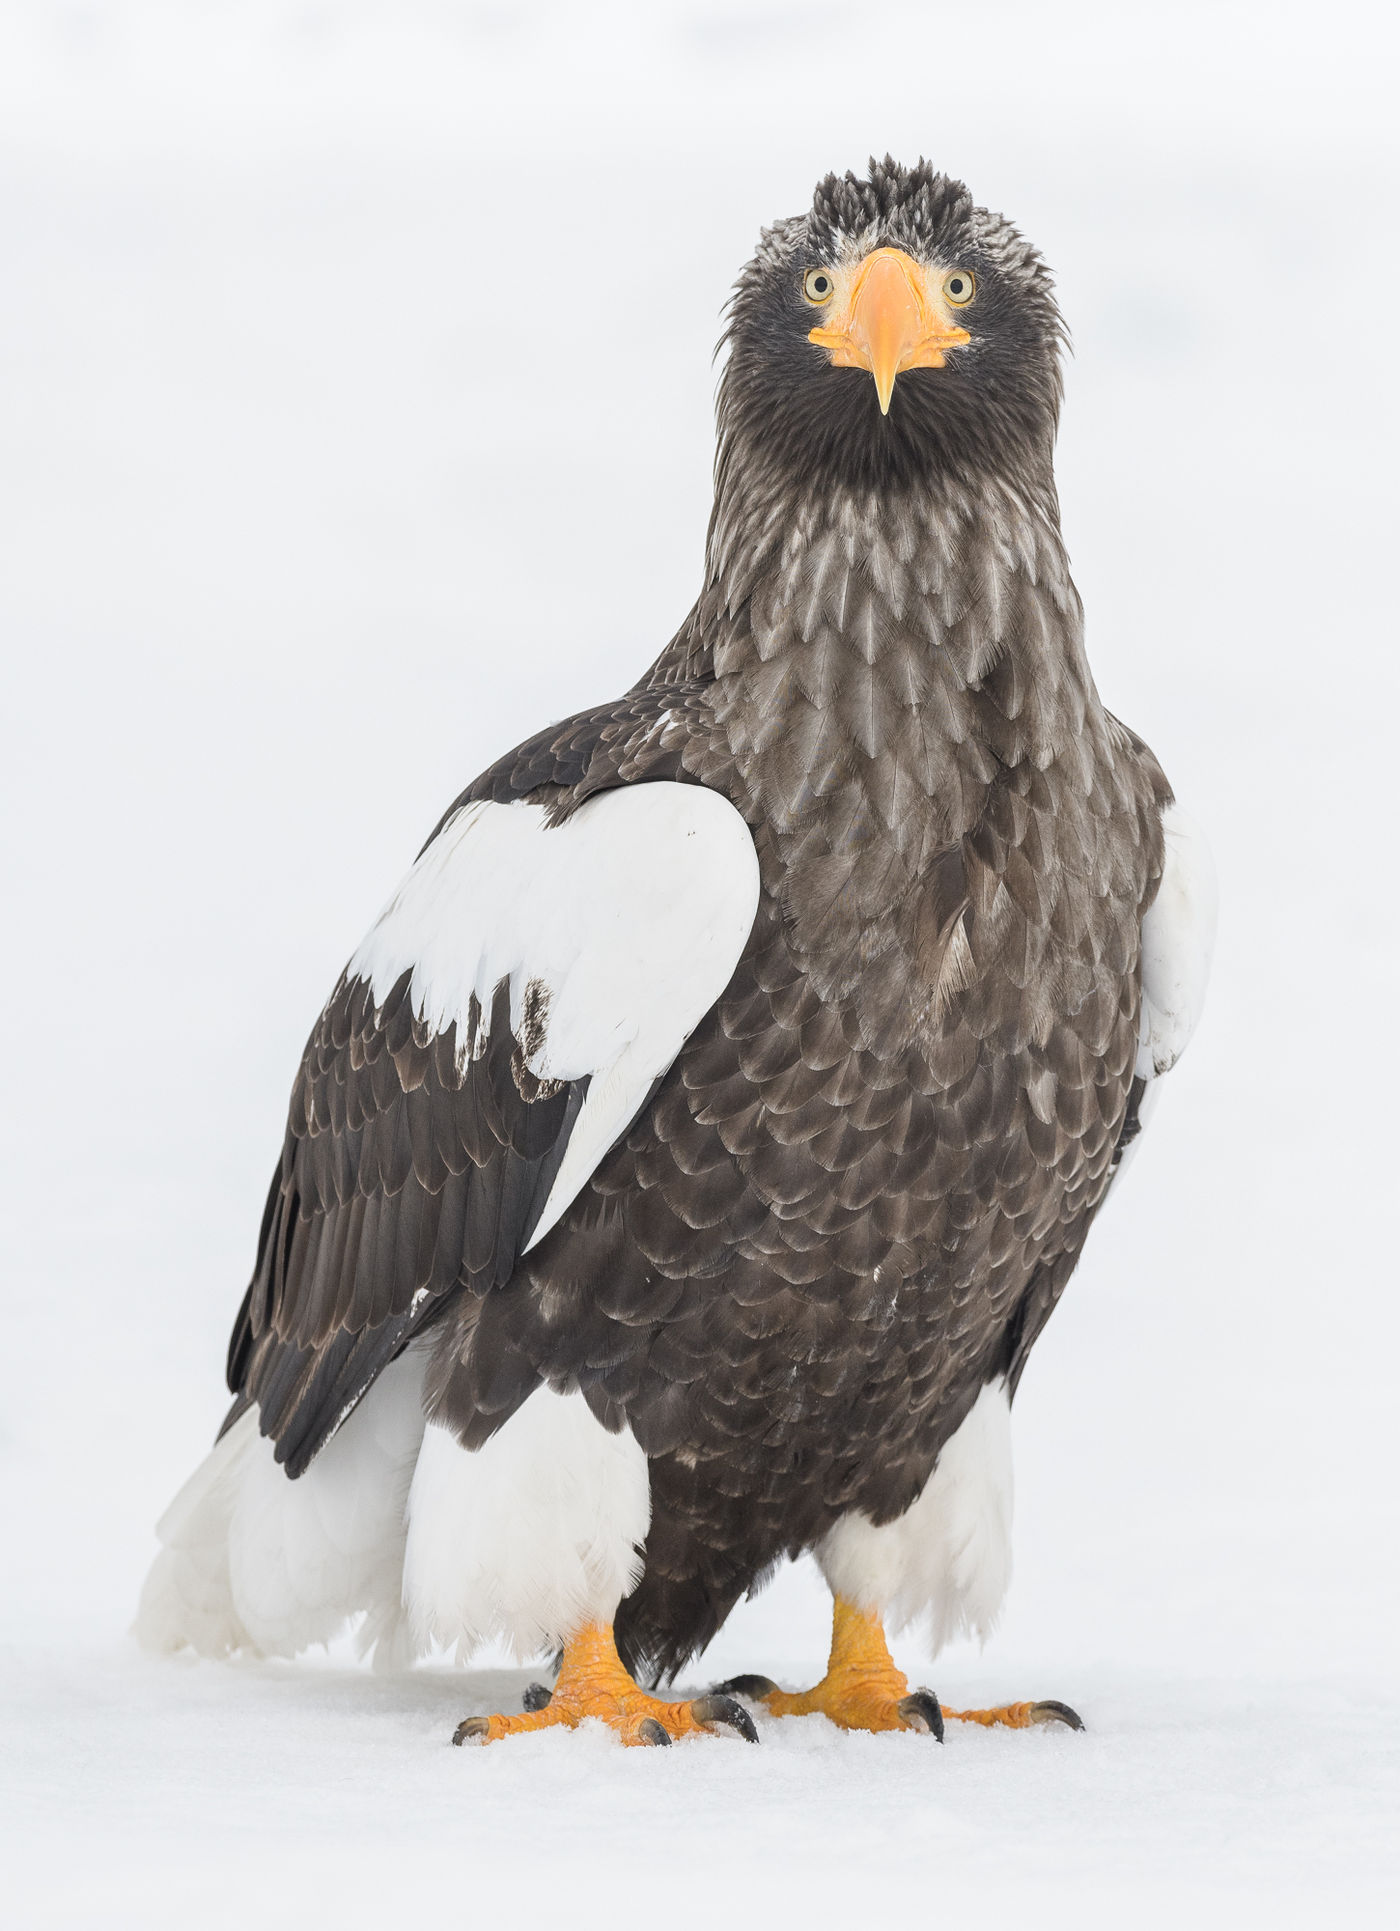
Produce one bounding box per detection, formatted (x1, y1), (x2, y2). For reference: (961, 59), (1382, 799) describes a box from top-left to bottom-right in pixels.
(718, 1597), (1082, 1738)
(453, 1621), (758, 1748)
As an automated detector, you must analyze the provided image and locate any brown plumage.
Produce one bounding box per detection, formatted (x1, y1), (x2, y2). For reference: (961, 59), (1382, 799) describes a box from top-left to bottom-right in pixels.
(225, 158), (1176, 1683)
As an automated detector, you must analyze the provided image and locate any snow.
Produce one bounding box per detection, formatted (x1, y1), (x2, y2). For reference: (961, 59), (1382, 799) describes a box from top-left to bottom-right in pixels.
(1, 2), (1397, 1925)
(5, 1643), (1395, 1929)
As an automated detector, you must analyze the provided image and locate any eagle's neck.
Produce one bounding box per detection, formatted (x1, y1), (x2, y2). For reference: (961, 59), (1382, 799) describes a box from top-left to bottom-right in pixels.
(698, 464), (1095, 848)
(674, 461), (1113, 1052)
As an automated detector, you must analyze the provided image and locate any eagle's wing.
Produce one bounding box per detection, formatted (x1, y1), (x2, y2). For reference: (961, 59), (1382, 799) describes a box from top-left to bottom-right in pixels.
(227, 781), (760, 1476)
(1007, 798), (1216, 1389)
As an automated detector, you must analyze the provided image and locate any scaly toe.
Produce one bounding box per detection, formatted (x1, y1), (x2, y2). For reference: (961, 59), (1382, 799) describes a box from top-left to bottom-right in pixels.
(454, 1685), (761, 1748)
(941, 1697), (1086, 1732)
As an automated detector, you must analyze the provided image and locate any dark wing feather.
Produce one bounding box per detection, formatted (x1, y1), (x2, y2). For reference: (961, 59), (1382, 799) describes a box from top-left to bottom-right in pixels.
(226, 967), (586, 1476)
(1002, 1069), (1150, 1397)
(222, 686), (750, 1478)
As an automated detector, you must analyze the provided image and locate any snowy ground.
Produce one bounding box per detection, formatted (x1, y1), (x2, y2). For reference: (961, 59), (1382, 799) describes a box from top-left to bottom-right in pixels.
(5, 1640), (1396, 1929)
(2, 3), (1397, 1925)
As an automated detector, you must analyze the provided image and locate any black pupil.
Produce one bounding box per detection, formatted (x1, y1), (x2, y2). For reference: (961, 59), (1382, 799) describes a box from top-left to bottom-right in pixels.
(950, 278), (965, 295)
(813, 275), (829, 295)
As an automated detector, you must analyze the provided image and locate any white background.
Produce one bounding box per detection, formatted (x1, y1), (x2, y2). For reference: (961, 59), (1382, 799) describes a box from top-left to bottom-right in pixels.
(1, 2), (1396, 1924)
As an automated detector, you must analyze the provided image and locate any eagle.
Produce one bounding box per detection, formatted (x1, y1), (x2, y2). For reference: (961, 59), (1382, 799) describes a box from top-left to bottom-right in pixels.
(138, 157), (1215, 1747)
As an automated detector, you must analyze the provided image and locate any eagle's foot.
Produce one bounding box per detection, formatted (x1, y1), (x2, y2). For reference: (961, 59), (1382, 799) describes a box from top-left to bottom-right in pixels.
(939, 1697), (1084, 1731)
(717, 1597), (943, 1738)
(453, 1621), (758, 1748)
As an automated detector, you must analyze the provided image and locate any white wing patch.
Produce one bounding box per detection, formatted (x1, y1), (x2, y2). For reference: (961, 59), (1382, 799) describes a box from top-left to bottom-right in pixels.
(347, 782), (761, 1248)
(1137, 801), (1217, 1080)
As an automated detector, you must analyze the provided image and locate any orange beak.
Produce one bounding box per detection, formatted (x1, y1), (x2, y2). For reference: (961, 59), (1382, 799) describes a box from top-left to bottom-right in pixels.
(809, 248), (971, 415)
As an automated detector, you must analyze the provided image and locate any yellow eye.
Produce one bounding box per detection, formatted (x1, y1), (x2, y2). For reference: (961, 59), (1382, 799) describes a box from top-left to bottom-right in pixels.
(802, 267), (836, 305)
(942, 268), (976, 307)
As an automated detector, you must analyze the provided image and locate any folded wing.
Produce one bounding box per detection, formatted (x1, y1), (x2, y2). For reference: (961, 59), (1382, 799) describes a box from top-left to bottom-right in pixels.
(1005, 796), (1216, 1392)
(227, 782), (760, 1476)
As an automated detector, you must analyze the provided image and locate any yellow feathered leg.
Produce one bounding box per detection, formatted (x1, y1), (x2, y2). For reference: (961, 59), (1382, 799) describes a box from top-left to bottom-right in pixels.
(453, 1620), (758, 1747)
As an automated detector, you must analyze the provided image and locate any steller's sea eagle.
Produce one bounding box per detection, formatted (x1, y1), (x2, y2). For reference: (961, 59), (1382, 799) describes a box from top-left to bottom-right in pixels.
(138, 157), (1216, 1745)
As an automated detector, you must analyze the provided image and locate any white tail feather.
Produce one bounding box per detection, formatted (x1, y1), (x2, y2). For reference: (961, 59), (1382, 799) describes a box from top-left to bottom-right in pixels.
(135, 1347), (429, 1666)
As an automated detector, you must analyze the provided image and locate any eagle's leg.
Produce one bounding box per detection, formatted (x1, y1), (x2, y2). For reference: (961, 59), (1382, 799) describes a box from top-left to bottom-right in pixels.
(453, 1620), (758, 1747)
(719, 1596), (1083, 1735)
(719, 1596), (944, 1736)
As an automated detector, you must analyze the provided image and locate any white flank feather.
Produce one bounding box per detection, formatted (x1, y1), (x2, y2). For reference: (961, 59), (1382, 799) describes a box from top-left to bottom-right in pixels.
(816, 1378), (1014, 1657)
(1137, 801), (1217, 1079)
(402, 1388), (651, 1661)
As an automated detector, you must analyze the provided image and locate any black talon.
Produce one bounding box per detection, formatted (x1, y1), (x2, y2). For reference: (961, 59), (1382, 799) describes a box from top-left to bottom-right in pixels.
(897, 1690), (945, 1741)
(712, 1673), (780, 1702)
(638, 1717), (673, 1746)
(689, 1692), (761, 1743)
(522, 1682), (553, 1713)
(1029, 1699), (1084, 1731)
(452, 1716), (491, 1746)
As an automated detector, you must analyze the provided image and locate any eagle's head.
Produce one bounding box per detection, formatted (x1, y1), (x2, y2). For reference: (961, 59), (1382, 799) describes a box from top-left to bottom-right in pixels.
(718, 157), (1066, 499)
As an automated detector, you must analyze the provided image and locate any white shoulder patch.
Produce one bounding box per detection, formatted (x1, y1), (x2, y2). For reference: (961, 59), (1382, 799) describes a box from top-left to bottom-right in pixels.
(347, 782), (761, 1247)
(1137, 801), (1217, 1080)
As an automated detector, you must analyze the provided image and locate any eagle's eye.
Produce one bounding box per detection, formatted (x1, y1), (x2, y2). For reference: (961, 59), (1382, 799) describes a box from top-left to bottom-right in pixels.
(802, 268), (836, 305)
(942, 269), (976, 307)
